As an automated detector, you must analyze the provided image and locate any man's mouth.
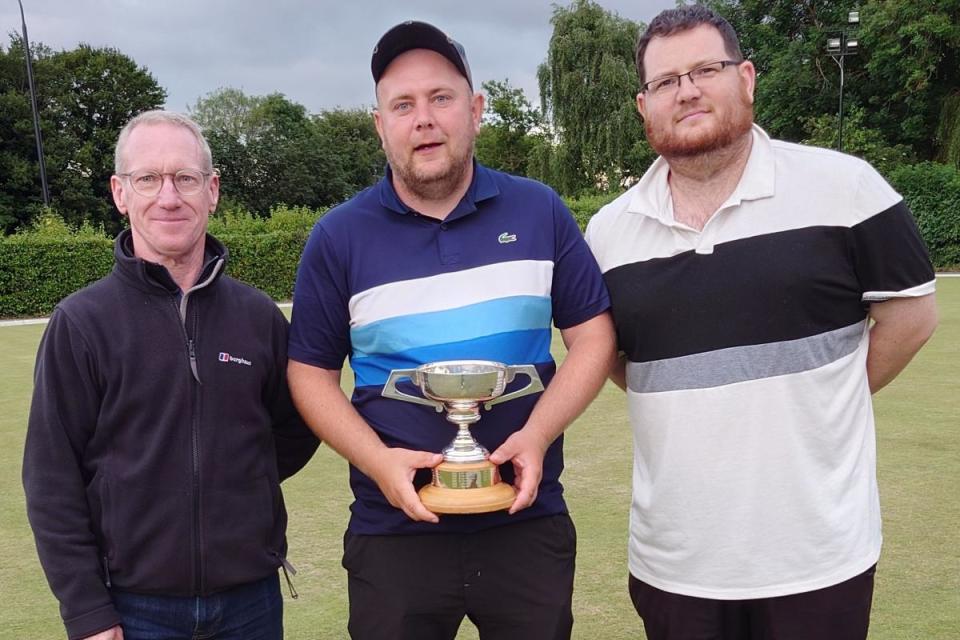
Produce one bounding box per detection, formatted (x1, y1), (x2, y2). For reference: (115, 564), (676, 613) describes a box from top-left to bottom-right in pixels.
(677, 110), (709, 123)
(414, 142), (442, 152)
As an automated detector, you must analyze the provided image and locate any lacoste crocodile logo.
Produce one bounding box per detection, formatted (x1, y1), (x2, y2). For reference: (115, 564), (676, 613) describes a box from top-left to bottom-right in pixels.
(498, 232), (517, 244)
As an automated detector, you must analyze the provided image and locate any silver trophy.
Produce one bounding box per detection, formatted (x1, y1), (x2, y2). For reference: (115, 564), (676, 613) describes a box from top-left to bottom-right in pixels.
(382, 360), (543, 513)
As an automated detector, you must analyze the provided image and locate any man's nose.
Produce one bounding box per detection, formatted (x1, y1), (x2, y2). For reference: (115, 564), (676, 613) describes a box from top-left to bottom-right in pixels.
(155, 175), (182, 205)
(413, 104), (435, 129)
(675, 72), (702, 101)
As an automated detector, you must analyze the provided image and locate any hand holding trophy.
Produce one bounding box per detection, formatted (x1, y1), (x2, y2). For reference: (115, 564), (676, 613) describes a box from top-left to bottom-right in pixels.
(382, 360), (543, 514)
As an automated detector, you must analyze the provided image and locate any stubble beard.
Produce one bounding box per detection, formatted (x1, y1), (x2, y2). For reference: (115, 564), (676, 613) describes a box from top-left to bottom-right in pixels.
(645, 89), (755, 160)
(388, 140), (475, 202)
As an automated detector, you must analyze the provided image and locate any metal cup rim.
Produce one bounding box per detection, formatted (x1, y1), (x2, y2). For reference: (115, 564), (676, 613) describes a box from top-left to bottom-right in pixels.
(416, 359), (507, 374)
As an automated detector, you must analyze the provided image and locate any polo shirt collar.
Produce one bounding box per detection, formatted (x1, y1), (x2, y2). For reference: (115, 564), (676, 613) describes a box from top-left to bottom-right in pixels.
(627, 123), (776, 223)
(377, 160), (501, 221)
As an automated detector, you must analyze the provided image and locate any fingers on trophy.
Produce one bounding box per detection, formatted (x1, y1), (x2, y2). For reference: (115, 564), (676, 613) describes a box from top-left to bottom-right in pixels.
(382, 360), (543, 514)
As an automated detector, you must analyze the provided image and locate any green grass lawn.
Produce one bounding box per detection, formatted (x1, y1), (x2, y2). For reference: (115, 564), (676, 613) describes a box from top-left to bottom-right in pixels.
(2, 279), (958, 638)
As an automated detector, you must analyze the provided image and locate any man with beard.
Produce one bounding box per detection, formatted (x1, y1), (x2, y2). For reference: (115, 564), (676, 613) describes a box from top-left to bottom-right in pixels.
(287, 21), (615, 640)
(584, 6), (938, 640)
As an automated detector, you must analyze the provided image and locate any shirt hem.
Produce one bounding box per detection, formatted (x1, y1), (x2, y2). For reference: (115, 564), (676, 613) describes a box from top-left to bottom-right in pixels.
(627, 544), (882, 600)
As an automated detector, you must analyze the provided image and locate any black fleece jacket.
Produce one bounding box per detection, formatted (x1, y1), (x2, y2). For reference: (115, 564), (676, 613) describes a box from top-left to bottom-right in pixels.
(22, 231), (319, 640)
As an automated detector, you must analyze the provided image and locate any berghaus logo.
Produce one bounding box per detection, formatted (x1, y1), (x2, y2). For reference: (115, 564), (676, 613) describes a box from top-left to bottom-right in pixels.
(218, 352), (252, 366)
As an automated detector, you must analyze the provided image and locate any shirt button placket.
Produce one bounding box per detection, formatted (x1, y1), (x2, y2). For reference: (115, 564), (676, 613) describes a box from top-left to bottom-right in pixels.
(438, 221), (460, 265)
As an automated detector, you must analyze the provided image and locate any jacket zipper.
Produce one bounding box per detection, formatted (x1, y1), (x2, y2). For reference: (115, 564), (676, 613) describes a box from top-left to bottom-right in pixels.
(176, 258), (224, 595)
(276, 554), (299, 599)
(102, 555), (112, 588)
(173, 293), (204, 595)
(191, 330), (203, 595)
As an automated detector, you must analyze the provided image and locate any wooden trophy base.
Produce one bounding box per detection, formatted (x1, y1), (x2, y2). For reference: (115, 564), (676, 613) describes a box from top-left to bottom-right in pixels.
(419, 460), (516, 514)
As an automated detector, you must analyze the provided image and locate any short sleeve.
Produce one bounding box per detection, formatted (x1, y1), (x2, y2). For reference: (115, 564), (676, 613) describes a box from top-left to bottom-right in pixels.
(848, 164), (936, 302)
(549, 193), (611, 329)
(288, 223), (353, 368)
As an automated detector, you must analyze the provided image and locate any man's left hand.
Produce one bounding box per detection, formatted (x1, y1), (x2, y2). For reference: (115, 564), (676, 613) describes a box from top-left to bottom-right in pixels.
(489, 428), (551, 514)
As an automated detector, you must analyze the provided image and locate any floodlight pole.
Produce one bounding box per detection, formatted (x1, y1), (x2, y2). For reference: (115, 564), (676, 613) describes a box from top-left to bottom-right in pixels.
(826, 10), (860, 153)
(17, 0), (50, 207)
(833, 55), (846, 152)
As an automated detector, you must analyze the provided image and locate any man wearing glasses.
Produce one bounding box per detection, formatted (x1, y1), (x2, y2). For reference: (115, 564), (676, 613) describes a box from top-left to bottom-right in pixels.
(585, 6), (937, 640)
(23, 110), (318, 640)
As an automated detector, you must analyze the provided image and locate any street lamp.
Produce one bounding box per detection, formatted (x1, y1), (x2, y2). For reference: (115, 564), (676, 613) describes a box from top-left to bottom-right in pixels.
(17, 0), (50, 207)
(826, 10), (860, 152)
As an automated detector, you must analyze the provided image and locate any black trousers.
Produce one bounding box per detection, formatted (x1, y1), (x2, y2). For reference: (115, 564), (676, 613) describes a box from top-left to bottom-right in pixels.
(343, 514), (576, 640)
(629, 564), (876, 640)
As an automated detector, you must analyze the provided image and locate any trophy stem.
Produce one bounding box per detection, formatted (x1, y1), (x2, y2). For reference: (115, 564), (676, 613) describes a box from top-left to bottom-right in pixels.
(441, 400), (488, 463)
(451, 425), (482, 452)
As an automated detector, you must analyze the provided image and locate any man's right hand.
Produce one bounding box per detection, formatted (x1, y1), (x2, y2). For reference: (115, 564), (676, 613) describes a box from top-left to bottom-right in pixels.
(84, 626), (123, 640)
(287, 362), (444, 523)
(368, 448), (443, 523)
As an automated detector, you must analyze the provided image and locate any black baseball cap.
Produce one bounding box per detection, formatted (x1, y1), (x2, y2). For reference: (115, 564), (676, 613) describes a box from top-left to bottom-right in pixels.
(371, 21), (473, 89)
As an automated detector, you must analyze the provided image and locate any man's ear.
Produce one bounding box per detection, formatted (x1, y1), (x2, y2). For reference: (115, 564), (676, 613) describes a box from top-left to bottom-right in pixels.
(636, 92), (647, 122)
(739, 60), (757, 104)
(207, 171), (220, 213)
(373, 108), (386, 149)
(471, 91), (484, 133)
(110, 175), (128, 215)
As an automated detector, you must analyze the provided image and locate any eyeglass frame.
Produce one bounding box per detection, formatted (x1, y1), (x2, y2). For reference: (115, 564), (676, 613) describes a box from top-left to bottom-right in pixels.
(641, 59), (743, 96)
(117, 168), (218, 197)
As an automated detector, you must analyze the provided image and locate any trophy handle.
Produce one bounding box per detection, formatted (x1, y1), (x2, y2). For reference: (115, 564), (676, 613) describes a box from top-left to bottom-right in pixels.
(382, 368), (444, 412)
(484, 365), (544, 410)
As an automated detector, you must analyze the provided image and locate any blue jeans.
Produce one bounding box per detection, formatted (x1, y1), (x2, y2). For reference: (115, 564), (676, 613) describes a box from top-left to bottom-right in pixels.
(112, 573), (283, 640)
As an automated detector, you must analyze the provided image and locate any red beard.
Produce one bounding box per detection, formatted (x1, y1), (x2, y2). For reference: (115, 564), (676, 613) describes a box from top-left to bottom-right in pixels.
(645, 89), (754, 159)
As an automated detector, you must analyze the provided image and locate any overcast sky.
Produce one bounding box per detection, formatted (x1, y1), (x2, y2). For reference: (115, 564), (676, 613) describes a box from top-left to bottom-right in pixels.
(2, 0), (675, 115)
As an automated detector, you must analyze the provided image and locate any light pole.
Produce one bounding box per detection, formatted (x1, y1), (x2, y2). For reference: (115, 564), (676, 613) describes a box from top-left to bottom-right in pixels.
(17, 0), (50, 207)
(826, 10), (860, 152)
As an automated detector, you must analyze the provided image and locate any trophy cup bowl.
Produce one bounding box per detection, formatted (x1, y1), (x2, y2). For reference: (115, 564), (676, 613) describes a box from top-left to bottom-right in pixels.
(382, 360), (544, 514)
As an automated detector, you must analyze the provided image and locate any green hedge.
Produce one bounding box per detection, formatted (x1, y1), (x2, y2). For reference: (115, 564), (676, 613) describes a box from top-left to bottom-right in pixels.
(4, 169), (957, 319)
(564, 192), (621, 231)
(210, 205), (322, 300)
(216, 231), (309, 301)
(0, 236), (115, 317)
(0, 206), (324, 318)
(888, 162), (960, 270)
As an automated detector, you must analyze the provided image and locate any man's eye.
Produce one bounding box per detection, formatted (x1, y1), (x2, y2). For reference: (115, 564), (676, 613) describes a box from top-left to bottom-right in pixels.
(653, 77), (677, 91)
(135, 174), (159, 185)
(177, 174), (200, 186)
(394, 102), (411, 112)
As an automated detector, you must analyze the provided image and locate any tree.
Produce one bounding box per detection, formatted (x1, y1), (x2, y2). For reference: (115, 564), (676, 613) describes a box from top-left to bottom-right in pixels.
(0, 37), (45, 231)
(193, 88), (383, 214)
(705, 0), (960, 161)
(937, 91), (960, 168)
(312, 108), (384, 203)
(0, 37), (165, 234)
(474, 79), (547, 177)
(190, 87), (265, 142)
(537, 0), (654, 195)
(859, 0), (960, 158)
(802, 106), (916, 175)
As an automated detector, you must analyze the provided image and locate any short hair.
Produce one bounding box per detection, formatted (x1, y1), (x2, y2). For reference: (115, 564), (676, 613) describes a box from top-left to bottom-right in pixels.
(635, 5), (743, 85)
(114, 110), (214, 174)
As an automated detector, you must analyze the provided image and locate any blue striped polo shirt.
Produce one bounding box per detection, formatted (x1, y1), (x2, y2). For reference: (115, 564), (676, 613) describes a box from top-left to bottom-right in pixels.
(289, 162), (610, 534)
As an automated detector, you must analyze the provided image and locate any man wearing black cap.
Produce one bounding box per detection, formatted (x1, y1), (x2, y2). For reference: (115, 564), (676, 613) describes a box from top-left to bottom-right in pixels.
(288, 20), (616, 640)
